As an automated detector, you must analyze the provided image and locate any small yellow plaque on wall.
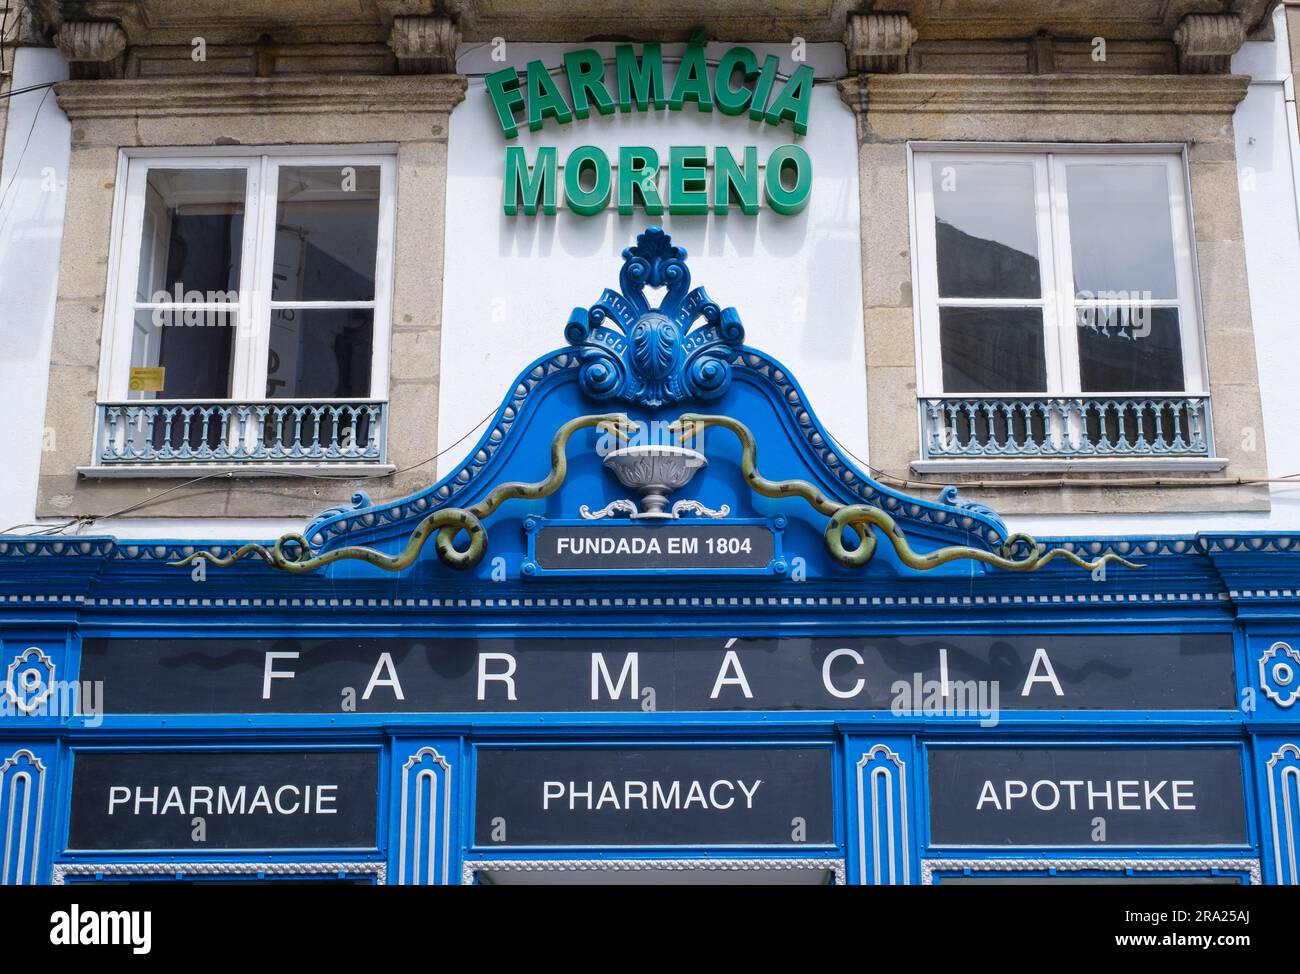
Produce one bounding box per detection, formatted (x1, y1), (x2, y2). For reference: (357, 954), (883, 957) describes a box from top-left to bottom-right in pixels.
(128, 367), (165, 392)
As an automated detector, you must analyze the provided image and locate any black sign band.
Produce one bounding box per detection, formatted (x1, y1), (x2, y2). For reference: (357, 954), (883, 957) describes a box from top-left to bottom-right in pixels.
(81, 633), (1236, 715)
(927, 746), (1247, 847)
(68, 750), (379, 850)
(473, 746), (834, 847)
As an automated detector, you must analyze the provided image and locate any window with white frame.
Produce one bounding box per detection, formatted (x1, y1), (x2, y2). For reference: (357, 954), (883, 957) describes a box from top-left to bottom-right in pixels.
(96, 149), (396, 465)
(910, 147), (1211, 460)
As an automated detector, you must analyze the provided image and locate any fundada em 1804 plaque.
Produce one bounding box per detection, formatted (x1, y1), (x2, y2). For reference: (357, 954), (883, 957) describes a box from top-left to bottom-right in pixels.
(927, 746), (1247, 847)
(67, 750), (379, 850)
(474, 746), (834, 847)
(530, 520), (777, 572)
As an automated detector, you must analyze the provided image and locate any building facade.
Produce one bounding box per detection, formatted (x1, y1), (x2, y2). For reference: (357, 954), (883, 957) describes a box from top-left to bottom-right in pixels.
(0, 0), (1299, 884)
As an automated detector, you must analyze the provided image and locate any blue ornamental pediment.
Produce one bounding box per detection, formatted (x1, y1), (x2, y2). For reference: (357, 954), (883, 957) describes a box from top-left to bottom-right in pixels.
(566, 227), (744, 407)
(175, 228), (1137, 583)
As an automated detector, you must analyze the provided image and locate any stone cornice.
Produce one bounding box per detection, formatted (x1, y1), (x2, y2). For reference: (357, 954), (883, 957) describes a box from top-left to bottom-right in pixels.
(1174, 13), (1248, 73)
(843, 12), (917, 74)
(388, 14), (460, 74)
(54, 73), (467, 120)
(838, 73), (1252, 117)
(24, 0), (1282, 49)
(54, 20), (127, 79)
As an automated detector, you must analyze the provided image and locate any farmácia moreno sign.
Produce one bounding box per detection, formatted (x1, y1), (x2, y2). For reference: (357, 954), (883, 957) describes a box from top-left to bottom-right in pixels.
(486, 41), (814, 216)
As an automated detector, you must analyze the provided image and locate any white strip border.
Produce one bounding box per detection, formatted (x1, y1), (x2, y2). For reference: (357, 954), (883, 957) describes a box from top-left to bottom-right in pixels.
(51, 860), (386, 884)
(462, 856), (846, 886)
(921, 857), (1261, 885)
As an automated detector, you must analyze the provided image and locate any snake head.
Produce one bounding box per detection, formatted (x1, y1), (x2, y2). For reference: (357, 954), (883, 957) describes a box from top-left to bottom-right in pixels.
(595, 414), (639, 442)
(668, 413), (708, 442)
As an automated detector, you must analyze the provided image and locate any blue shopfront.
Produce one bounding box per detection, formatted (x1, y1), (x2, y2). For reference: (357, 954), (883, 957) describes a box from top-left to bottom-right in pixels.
(2, 229), (1298, 885)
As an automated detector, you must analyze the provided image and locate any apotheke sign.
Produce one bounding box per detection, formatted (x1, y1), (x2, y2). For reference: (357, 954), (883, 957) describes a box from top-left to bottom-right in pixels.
(488, 42), (814, 216)
(928, 747), (1248, 847)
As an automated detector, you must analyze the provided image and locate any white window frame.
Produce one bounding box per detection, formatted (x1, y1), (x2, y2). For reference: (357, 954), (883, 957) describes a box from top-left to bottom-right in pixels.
(908, 142), (1208, 401)
(97, 145), (398, 405)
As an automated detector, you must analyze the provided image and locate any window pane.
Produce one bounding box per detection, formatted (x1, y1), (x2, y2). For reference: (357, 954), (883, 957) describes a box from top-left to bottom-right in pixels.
(128, 308), (236, 400)
(136, 169), (245, 302)
(266, 308), (373, 398)
(1066, 163), (1179, 299)
(272, 166), (380, 302)
(1077, 306), (1185, 392)
(932, 162), (1040, 299)
(939, 307), (1047, 393)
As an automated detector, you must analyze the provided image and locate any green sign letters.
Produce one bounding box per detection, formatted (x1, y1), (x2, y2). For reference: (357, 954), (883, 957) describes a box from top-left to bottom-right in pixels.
(487, 43), (814, 217)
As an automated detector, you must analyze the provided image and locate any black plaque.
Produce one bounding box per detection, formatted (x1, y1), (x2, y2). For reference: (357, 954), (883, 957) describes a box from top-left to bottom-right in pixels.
(927, 746), (1247, 847)
(81, 633), (1237, 714)
(534, 522), (775, 571)
(68, 750), (378, 850)
(474, 746), (833, 847)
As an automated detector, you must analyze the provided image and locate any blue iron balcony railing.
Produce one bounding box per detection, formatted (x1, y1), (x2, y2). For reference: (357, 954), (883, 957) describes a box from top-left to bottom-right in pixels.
(94, 401), (388, 465)
(920, 395), (1212, 460)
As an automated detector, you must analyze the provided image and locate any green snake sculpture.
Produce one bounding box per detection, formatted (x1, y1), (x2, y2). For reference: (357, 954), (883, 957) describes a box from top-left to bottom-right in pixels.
(170, 407), (1137, 577)
(170, 413), (637, 574)
(669, 413), (1141, 574)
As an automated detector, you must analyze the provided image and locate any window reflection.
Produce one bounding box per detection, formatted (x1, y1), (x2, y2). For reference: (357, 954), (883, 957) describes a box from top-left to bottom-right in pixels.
(1077, 306), (1185, 392)
(273, 166), (380, 303)
(266, 308), (374, 399)
(129, 308), (236, 400)
(940, 307), (1048, 393)
(932, 162), (1040, 299)
(1066, 163), (1179, 299)
(136, 169), (244, 302)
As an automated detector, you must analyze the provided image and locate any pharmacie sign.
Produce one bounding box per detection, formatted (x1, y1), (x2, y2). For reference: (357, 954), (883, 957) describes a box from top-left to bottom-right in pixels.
(67, 750), (378, 850)
(486, 42), (814, 216)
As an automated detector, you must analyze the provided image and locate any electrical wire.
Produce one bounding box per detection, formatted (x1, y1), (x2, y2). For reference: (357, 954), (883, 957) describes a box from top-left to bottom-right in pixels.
(0, 38), (1287, 518)
(0, 3), (11, 79)
(8, 406), (1300, 538)
(0, 85), (49, 226)
(0, 408), (496, 537)
(824, 429), (1300, 492)
(0, 80), (57, 101)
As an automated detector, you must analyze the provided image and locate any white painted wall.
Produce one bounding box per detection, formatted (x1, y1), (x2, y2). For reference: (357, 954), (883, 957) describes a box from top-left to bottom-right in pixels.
(4, 28), (1300, 542)
(0, 52), (304, 540)
(1232, 4), (1300, 522)
(437, 42), (867, 477)
(1015, 3), (1300, 536)
(0, 48), (68, 534)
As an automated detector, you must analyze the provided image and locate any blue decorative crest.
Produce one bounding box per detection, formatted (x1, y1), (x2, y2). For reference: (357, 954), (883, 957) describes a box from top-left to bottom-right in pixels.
(565, 227), (744, 407)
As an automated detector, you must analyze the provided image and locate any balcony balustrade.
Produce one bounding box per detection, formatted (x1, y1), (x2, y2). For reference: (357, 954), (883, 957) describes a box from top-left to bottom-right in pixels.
(94, 401), (387, 465)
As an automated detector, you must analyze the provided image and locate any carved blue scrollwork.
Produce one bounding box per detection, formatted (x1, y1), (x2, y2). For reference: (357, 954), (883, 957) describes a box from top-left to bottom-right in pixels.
(304, 491), (373, 538)
(567, 227), (745, 407)
(939, 485), (1008, 537)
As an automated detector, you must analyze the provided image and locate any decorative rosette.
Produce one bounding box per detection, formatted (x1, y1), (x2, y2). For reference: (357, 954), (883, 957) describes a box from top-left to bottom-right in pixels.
(564, 228), (745, 408)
